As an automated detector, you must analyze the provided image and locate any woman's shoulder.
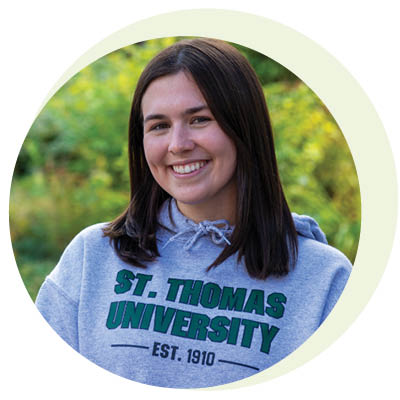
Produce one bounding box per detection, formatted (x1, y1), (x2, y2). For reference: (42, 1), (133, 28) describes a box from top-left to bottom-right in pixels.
(297, 234), (352, 270)
(41, 222), (113, 302)
(74, 222), (110, 241)
(62, 222), (111, 253)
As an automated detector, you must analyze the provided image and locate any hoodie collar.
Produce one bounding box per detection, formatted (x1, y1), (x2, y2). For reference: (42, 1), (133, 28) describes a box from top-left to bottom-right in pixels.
(158, 199), (233, 251)
(158, 199), (328, 250)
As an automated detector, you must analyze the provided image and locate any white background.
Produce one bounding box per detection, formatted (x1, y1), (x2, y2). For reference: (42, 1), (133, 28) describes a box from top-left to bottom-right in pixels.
(1, 1), (399, 398)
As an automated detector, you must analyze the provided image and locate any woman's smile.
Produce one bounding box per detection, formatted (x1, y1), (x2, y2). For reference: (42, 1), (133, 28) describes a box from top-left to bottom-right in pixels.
(142, 71), (237, 222)
(170, 160), (209, 176)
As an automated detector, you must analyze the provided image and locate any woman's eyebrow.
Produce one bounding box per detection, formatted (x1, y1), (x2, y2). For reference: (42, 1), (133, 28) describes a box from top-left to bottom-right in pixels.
(143, 113), (166, 123)
(143, 105), (209, 124)
(183, 105), (209, 115)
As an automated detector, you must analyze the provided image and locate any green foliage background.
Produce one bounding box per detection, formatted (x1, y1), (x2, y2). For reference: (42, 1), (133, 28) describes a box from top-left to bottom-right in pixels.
(10, 38), (361, 301)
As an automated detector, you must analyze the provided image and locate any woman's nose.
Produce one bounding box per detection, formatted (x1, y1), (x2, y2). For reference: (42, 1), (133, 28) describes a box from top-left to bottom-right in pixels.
(168, 124), (195, 154)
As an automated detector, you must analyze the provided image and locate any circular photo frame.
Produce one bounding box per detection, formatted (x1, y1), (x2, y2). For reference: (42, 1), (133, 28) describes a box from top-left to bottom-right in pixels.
(9, 9), (396, 390)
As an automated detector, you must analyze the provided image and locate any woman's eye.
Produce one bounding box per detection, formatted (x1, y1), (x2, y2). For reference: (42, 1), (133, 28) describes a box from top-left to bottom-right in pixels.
(191, 116), (211, 124)
(150, 123), (169, 132)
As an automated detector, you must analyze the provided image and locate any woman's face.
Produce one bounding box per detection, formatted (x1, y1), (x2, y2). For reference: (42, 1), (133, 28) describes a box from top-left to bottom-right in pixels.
(142, 71), (237, 221)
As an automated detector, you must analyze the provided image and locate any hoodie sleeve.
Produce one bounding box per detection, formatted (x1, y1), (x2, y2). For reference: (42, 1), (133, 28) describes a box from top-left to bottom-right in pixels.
(319, 259), (351, 324)
(35, 231), (86, 352)
(35, 278), (79, 351)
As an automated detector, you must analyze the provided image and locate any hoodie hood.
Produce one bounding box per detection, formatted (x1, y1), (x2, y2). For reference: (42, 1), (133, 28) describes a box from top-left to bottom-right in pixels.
(159, 199), (327, 249)
(292, 213), (328, 244)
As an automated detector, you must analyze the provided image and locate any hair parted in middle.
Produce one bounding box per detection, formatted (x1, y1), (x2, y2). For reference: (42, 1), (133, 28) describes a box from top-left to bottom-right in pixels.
(103, 37), (298, 279)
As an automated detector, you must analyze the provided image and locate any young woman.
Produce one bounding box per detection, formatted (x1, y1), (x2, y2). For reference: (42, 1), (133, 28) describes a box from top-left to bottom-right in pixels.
(36, 38), (352, 388)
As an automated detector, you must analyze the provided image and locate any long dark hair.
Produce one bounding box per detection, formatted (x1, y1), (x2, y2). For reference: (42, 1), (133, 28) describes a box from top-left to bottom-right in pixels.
(103, 38), (298, 279)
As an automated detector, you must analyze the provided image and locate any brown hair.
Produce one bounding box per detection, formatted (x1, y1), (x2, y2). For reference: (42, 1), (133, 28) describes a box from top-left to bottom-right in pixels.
(103, 38), (298, 279)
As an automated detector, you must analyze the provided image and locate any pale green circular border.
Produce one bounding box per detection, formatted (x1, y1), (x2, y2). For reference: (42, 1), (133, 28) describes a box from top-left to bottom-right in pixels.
(36, 8), (397, 391)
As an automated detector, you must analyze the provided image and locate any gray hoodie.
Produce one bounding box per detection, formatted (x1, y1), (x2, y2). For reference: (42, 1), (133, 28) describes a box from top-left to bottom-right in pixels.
(36, 199), (351, 388)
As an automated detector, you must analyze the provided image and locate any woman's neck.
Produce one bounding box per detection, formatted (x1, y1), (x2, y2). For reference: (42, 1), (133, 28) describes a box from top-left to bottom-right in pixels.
(176, 198), (236, 225)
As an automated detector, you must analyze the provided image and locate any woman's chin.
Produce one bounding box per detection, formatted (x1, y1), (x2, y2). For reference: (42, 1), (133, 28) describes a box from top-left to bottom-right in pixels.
(174, 196), (207, 207)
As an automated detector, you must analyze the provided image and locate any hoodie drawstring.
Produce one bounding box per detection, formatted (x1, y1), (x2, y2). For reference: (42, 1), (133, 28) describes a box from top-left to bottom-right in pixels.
(162, 219), (232, 251)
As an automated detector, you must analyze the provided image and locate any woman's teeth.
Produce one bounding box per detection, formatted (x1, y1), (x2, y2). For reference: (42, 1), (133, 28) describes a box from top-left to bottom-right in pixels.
(172, 161), (206, 174)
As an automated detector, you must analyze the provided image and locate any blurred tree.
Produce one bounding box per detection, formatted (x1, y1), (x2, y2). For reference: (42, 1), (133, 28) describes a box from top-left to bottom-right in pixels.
(232, 43), (298, 84)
